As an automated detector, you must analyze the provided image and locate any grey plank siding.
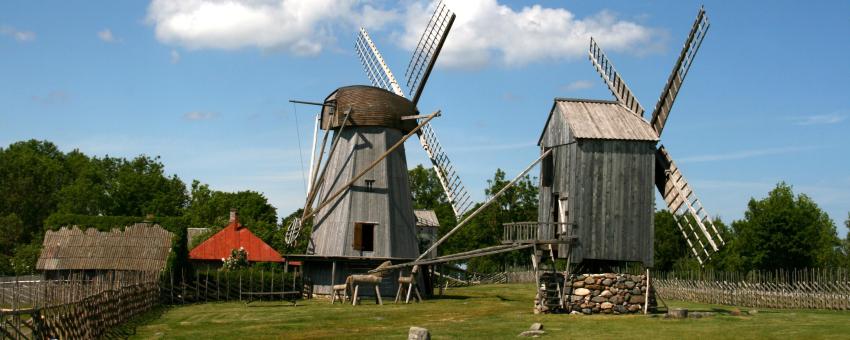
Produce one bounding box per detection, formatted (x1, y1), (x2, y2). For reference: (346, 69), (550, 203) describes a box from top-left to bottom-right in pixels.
(538, 98), (658, 266)
(304, 260), (405, 296)
(310, 126), (419, 259)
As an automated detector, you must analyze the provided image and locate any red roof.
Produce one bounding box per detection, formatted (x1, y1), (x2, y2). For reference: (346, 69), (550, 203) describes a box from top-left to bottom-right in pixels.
(189, 218), (283, 263)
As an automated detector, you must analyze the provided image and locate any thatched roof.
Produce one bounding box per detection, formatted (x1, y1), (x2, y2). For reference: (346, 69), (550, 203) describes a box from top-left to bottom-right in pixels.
(37, 223), (173, 272)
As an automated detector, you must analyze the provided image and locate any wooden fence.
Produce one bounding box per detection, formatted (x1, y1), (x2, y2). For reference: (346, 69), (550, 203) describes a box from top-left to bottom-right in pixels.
(0, 279), (159, 339)
(0, 268), (303, 339)
(159, 268), (302, 304)
(653, 268), (850, 310)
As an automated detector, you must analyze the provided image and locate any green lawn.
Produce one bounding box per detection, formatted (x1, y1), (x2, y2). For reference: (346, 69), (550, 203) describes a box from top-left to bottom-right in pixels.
(132, 283), (850, 339)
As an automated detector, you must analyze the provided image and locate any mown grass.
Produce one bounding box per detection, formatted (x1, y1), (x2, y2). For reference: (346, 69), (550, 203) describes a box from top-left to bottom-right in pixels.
(132, 283), (850, 339)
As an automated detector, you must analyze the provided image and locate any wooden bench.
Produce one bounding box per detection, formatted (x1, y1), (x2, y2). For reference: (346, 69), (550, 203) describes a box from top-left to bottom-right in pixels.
(241, 291), (300, 306)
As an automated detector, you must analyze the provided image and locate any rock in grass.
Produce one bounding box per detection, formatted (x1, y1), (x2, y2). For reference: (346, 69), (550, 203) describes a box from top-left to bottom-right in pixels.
(519, 330), (545, 337)
(668, 308), (688, 319)
(730, 308), (742, 316)
(408, 326), (430, 340)
(748, 309), (758, 315)
(529, 323), (544, 331)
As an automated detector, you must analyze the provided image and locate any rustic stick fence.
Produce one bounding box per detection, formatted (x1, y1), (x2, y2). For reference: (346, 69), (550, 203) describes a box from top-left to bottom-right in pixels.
(0, 273), (160, 339)
(653, 268), (850, 310)
(0, 268), (303, 339)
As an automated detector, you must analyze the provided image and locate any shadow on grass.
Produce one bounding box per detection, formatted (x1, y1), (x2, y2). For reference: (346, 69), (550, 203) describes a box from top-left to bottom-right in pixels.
(105, 305), (171, 338)
(431, 295), (470, 300)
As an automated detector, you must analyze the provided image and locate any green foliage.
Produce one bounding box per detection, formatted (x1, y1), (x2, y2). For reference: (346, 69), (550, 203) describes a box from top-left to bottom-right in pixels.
(653, 210), (687, 271)
(11, 243), (41, 275)
(730, 182), (841, 270)
(0, 140), (69, 244)
(0, 213), (25, 252)
(407, 165), (457, 254)
(453, 169), (538, 273)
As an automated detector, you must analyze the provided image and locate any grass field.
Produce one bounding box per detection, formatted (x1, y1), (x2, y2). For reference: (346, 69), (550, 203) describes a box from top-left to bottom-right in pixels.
(132, 283), (850, 339)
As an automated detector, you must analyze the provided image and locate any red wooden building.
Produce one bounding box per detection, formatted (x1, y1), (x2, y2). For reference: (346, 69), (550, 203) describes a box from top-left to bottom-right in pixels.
(189, 209), (283, 263)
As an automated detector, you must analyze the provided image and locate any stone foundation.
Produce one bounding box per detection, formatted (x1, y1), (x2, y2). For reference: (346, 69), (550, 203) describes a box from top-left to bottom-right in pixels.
(535, 273), (656, 314)
(566, 273), (655, 314)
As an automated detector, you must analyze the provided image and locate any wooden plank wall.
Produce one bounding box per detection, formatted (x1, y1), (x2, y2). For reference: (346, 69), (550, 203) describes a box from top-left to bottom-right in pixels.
(539, 102), (656, 265)
(310, 126), (419, 259)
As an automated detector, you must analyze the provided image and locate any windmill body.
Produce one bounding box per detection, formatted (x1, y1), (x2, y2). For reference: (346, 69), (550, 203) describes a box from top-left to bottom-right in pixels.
(309, 86), (420, 259)
(291, 1), (465, 297)
(537, 7), (724, 267)
(538, 99), (659, 266)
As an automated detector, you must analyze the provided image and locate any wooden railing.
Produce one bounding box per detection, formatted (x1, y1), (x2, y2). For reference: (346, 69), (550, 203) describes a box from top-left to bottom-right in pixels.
(502, 222), (573, 244)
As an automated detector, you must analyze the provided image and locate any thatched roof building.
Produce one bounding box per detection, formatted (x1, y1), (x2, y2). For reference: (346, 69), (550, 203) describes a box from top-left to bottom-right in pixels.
(36, 223), (173, 274)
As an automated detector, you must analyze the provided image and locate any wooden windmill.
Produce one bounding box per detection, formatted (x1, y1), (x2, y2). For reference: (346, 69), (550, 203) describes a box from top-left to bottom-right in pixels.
(538, 6), (724, 266)
(285, 1), (468, 295)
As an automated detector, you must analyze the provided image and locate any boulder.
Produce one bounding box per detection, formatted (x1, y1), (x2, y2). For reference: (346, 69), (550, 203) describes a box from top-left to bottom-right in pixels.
(570, 295), (584, 302)
(408, 327), (431, 340)
(591, 296), (607, 303)
(519, 330), (545, 337)
(630, 288), (642, 295)
(748, 309), (758, 315)
(600, 290), (613, 298)
(609, 296), (624, 304)
(581, 308), (592, 315)
(668, 308), (688, 319)
(574, 288), (591, 296)
(602, 279), (613, 286)
(613, 305), (627, 313)
(572, 281), (585, 288)
(529, 323), (544, 331)
(629, 295), (645, 304)
(628, 304), (642, 312)
(624, 281), (636, 289)
(584, 277), (595, 285)
(601, 302), (614, 309)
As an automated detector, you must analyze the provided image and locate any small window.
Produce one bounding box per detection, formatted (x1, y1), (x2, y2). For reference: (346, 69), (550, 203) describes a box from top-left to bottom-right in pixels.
(353, 222), (375, 252)
(365, 179), (375, 192)
(541, 150), (553, 187)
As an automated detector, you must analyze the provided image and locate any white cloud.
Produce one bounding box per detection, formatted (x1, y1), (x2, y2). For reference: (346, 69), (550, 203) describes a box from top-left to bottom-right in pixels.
(146, 0), (396, 55)
(677, 146), (819, 164)
(145, 0), (660, 65)
(398, 0), (662, 69)
(170, 49), (181, 64)
(791, 113), (846, 126)
(97, 29), (118, 43)
(183, 111), (218, 121)
(0, 25), (36, 42)
(563, 80), (594, 91)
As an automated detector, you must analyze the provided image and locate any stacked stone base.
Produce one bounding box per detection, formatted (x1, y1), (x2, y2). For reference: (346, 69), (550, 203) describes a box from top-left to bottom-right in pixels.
(564, 273), (655, 314)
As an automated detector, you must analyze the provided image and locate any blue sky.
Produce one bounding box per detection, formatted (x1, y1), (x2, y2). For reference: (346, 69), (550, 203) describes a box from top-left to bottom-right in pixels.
(1, 1), (848, 234)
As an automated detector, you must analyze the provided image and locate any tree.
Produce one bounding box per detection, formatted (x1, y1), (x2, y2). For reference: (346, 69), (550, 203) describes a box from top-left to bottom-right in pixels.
(407, 165), (457, 253)
(653, 210), (687, 271)
(453, 169), (538, 273)
(842, 214), (850, 268)
(731, 182), (841, 270)
(184, 180), (279, 250)
(0, 140), (70, 243)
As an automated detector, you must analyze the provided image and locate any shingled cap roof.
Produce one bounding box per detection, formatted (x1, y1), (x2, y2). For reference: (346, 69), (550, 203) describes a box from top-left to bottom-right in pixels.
(37, 223), (173, 272)
(547, 98), (660, 141)
(189, 210), (283, 263)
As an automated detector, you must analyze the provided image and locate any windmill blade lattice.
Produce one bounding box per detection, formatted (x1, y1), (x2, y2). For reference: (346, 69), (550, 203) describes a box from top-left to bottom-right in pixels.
(355, 28), (404, 96)
(650, 7), (710, 136)
(655, 145), (725, 264)
(588, 37), (645, 117)
(404, 0), (455, 106)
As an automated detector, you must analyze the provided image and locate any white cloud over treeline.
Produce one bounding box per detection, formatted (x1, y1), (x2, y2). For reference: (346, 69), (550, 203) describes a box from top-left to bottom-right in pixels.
(146, 0), (662, 68)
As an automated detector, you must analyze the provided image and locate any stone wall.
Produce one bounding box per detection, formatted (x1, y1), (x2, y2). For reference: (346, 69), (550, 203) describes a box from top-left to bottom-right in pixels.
(564, 273), (656, 314)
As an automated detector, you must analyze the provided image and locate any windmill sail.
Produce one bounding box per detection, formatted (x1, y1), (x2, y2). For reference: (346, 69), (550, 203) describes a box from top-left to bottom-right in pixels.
(355, 28), (404, 96)
(404, 0), (455, 106)
(650, 7), (710, 136)
(655, 145), (725, 264)
(588, 37), (645, 117)
(354, 1), (471, 219)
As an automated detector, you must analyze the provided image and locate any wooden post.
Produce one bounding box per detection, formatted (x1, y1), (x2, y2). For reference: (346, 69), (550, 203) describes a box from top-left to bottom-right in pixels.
(644, 268), (651, 315)
(331, 261), (337, 287)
